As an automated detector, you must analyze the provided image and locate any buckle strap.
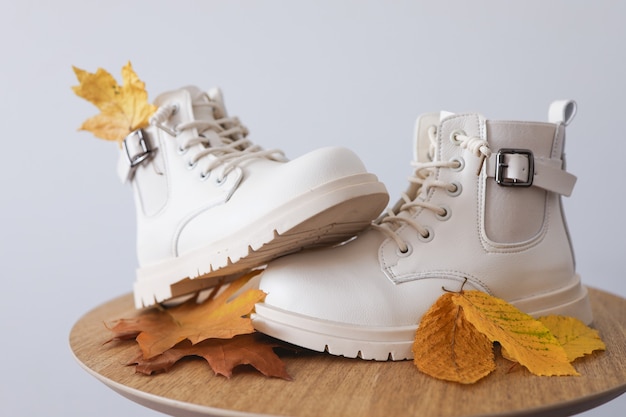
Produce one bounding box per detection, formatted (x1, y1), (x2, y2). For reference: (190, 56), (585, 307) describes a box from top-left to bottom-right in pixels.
(117, 129), (154, 183)
(487, 149), (576, 196)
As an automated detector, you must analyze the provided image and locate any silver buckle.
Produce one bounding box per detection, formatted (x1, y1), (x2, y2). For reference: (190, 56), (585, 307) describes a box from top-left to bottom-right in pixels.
(123, 129), (152, 167)
(495, 148), (534, 187)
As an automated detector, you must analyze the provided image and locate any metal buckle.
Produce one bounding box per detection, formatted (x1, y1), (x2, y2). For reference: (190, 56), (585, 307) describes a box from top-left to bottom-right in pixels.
(123, 129), (152, 167)
(495, 148), (534, 187)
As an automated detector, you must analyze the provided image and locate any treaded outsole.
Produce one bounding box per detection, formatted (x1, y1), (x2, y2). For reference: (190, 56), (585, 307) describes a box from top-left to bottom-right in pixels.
(133, 177), (388, 308)
(251, 279), (593, 361)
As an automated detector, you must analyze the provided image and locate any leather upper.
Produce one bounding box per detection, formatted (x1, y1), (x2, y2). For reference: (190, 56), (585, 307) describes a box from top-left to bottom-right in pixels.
(259, 108), (581, 327)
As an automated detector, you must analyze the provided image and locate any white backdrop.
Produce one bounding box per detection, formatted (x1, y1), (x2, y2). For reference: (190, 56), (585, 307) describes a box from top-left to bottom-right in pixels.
(0, 1), (624, 416)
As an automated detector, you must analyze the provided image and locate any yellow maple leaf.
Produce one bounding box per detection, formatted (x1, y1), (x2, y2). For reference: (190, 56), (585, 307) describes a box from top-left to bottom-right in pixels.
(72, 62), (157, 143)
(538, 315), (606, 361)
(451, 291), (578, 376)
(108, 270), (266, 359)
(413, 292), (496, 384)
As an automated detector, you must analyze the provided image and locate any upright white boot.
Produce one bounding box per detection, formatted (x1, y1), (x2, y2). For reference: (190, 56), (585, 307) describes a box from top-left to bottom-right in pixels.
(253, 100), (593, 360)
(121, 86), (388, 308)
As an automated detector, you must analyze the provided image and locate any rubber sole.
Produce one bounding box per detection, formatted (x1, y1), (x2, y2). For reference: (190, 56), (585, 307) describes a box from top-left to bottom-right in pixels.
(133, 173), (388, 308)
(251, 275), (593, 361)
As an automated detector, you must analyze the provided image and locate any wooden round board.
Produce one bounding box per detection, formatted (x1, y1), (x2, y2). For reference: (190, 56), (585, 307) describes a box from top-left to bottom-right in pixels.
(69, 287), (626, 417)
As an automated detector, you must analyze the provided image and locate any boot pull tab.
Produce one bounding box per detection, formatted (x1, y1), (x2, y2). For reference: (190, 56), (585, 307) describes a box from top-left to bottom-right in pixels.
(548, 100), (577, 126)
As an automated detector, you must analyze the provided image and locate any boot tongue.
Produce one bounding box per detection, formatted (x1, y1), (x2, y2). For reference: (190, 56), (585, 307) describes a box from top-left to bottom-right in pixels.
(207, 88), (228, 119)
(386, 112), (441, 216)
(178, 86), (233, 148)
(181, 86), (217, 122)
(385, 111), (457, 225)
(412, 112), (441, 162)
(413, 111), (458, 161)
(404, 110), (456, 202)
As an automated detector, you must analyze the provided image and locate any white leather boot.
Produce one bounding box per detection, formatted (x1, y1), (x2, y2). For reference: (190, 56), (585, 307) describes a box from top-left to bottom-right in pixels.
(121, 86), (388, 308)
(253, 100), (593, 361)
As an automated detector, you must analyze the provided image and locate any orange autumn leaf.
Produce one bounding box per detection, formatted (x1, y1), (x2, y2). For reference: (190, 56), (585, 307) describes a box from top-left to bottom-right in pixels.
(72, 62), (157, 142)
(107, 271), (265, 359)
(538, 315), (606, 362)
(451, 291), (578, 377)
(413, 292), (496, 384)
(128, 334), (292, 380)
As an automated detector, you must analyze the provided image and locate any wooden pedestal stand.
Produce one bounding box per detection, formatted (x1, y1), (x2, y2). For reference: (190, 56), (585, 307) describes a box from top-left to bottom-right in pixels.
(70, 287), (625, 417)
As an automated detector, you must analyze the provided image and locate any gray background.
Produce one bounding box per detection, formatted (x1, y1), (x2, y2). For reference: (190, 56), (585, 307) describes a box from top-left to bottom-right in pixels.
(1, 1), (624, 416)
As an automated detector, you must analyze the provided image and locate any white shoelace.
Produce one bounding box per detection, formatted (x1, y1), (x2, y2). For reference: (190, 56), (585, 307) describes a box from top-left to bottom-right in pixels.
(150, 99), (284, 181)
(372, 126), (492, 252)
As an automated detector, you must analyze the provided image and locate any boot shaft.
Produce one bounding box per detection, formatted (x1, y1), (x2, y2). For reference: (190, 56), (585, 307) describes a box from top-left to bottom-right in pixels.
(117, 87), (283, 266)
(381, 103), (578, 301)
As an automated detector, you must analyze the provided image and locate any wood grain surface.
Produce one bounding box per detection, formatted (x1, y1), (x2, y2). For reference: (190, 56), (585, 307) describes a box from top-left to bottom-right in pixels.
(69, 287), (626, 417)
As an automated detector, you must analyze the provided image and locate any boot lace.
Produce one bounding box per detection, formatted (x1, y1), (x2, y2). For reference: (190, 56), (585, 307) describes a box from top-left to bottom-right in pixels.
(150, 98), (284, 181)
(372, 126), (492, 253)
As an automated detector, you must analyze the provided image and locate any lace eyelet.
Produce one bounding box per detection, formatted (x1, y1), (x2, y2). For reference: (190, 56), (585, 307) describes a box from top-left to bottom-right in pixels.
(396, 243), (413, 257)
(214, 175), (226, 186)
(450, 157), (465, 172)
(418, 226), (435, 243)
(199, 171), (210, 181)
(187, 160), (198, 170)
(447, 181), (462, 197)
(177, 145), (188, 155)
(450, 129), (466, 145)
(436, 205), (452, 221)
